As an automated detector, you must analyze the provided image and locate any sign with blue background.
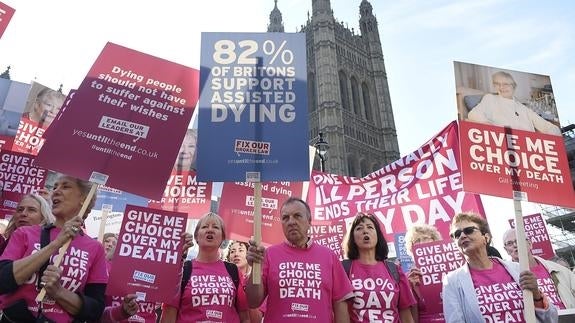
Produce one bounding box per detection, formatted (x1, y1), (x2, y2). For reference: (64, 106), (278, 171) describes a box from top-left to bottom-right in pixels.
(197, 32), (308, 182)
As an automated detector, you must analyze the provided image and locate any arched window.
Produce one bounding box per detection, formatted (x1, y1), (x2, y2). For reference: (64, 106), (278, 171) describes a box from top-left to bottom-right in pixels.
(360, 159), (369, 177)
(350, 76), (360, 115)
(339, 70), (349, 110)
(308, 72), (317, 112)
(362, 82), (372, 121)
(347, 155), (357, 177)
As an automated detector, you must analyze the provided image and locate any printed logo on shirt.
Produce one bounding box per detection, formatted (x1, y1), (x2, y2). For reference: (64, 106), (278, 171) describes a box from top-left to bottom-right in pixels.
(475, 282), (524, 322)
(291, 303), (309, 312)
(278, 261), (322, 300)
(206, 310), (223, 319)
(133, 270), (156, 284)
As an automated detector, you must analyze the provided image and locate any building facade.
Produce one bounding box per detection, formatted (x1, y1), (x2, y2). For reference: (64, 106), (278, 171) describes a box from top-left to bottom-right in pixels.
(268, 0), (400, 176)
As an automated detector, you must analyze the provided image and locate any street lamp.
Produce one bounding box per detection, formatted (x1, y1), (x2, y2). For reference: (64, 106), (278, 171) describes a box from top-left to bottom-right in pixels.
(314, 132), (329, 172)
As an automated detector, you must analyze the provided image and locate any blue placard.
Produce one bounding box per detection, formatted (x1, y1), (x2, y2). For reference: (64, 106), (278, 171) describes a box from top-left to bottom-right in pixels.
(94, 185), (148, 212)
(394, 233), (414, 273)
(197, 32), (308, 182)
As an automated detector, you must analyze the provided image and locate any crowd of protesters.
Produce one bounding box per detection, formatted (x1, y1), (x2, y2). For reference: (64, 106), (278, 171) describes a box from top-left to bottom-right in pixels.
(1, 182), (572, 322)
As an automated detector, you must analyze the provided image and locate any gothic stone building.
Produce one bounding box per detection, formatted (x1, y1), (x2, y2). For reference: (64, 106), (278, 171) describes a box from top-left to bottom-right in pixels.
(268, 0), (400, 176)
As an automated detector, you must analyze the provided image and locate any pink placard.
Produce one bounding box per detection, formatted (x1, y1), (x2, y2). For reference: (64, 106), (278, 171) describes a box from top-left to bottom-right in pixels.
(460, 121), (575, 208)
(218, 181), (304, 246)
(0, 2), (15, 39)
(509, 213), (555, 259)
(412, 239), (466, 320)
(35, 42), (199, 199)
(0, 150), (47, 218)
(148, 170), (212, 217)
(106, 205), (187, 303)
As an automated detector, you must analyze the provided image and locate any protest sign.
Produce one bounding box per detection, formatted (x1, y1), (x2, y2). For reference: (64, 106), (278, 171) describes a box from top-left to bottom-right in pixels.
(0, 150), (47, 218)
(106, 205), (186, 302)
(197, 32), (308, 182)
(0, 78), (31, 151)
(35, 42), (199, 199)
(218, 180), (304, 246)
(11, 82), (65, 155)
(413, 239), (466, 321)
(0, 2), (15, 39)
(308, 122), (485, 249)
(455, 62), (575, 208)
(508, 213), (554, 260)
(148, 170), (212, 216)
(394, 233), (414, 273)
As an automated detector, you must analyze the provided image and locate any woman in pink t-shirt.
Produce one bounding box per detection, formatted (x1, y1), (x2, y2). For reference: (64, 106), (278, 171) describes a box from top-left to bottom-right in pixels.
(0, 193), (55, 256)
(344, 213), (417, 323)
(0, 175), (109, 322)
(160, 212), (249, 323)
(227, 240), (264, 323)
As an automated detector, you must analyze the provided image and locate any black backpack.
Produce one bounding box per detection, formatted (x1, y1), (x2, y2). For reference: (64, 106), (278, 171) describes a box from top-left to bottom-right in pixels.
(180, 260), (240, 294)
(341, 258), (400, 283)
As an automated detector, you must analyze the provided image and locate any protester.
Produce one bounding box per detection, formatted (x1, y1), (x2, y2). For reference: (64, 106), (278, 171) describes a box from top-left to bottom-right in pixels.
(246, 197), (355, 322)
(404, 224), (442, 322)
(467, 71), (561, 135)
(161, 212), (249, 322)
(102, 232), (118, 261)
(0, 193), (55, 256)
(343, 212), (415, 322)
(503, 228), (575, 309)
(442, 212), (557, 322)
(228, 240), (265, 323)
(0, 175), (108, 322)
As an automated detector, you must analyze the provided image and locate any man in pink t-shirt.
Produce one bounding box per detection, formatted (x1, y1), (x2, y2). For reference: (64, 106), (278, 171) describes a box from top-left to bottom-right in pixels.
(503, 228), (575, 309)
(246, 197), (355, 322)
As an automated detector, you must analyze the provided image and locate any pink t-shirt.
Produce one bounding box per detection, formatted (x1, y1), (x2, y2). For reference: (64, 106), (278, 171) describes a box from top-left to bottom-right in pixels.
(176, 260), (247, 322)
(262, 242), (354, 322)
(470, 260), (525, 323)
(0, 225), (108, 322)
(532, 262), (566, 310)
(348, 261), (416, 323)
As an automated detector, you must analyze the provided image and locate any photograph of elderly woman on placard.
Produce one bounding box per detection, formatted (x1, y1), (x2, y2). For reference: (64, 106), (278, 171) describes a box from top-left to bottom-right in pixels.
(454, 61), (561, 136)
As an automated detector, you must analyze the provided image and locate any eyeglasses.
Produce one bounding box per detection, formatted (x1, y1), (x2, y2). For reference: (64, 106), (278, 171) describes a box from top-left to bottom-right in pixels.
(450, 226), (480, 239)
(504, 240), (517, 247)
(492, 82), (514, 88)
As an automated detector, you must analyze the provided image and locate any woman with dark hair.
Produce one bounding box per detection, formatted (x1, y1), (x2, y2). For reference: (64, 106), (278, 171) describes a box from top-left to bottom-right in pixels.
(0, 175), (108, 322)
(343, 212), (416, 322)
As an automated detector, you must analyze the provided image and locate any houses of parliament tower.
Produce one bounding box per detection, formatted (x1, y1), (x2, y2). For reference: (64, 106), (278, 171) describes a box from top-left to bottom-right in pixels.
(268, 0), (400, 177)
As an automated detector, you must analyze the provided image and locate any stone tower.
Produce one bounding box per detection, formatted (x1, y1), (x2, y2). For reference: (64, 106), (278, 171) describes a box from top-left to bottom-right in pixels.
(268, 0), (400, 176)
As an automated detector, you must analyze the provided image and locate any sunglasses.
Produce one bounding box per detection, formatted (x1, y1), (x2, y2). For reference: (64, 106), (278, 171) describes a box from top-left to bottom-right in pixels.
(450, 226), (481, 239)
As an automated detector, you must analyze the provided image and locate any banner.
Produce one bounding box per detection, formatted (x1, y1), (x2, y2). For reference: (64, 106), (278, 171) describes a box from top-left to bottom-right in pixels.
(197, 32), (308, 182)
(0, 151), (47, 218)
(509, 213), (554, 260)
(0, 2), (15, 39)
(106, 205), (186, 302)
(394, 233), (414, 273)
(148, 170), (212, 217)
(35, 42), (200, 199)
(218, 180), (304, 246)
(455, 61), (575, 208)
(307, 122), (485, 252)
(0, 78), (30, 151)
(412, 240), (465, 320)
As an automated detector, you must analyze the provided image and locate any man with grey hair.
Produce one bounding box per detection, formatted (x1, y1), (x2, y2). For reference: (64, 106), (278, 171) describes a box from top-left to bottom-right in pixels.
(503, 228), (575, 309)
